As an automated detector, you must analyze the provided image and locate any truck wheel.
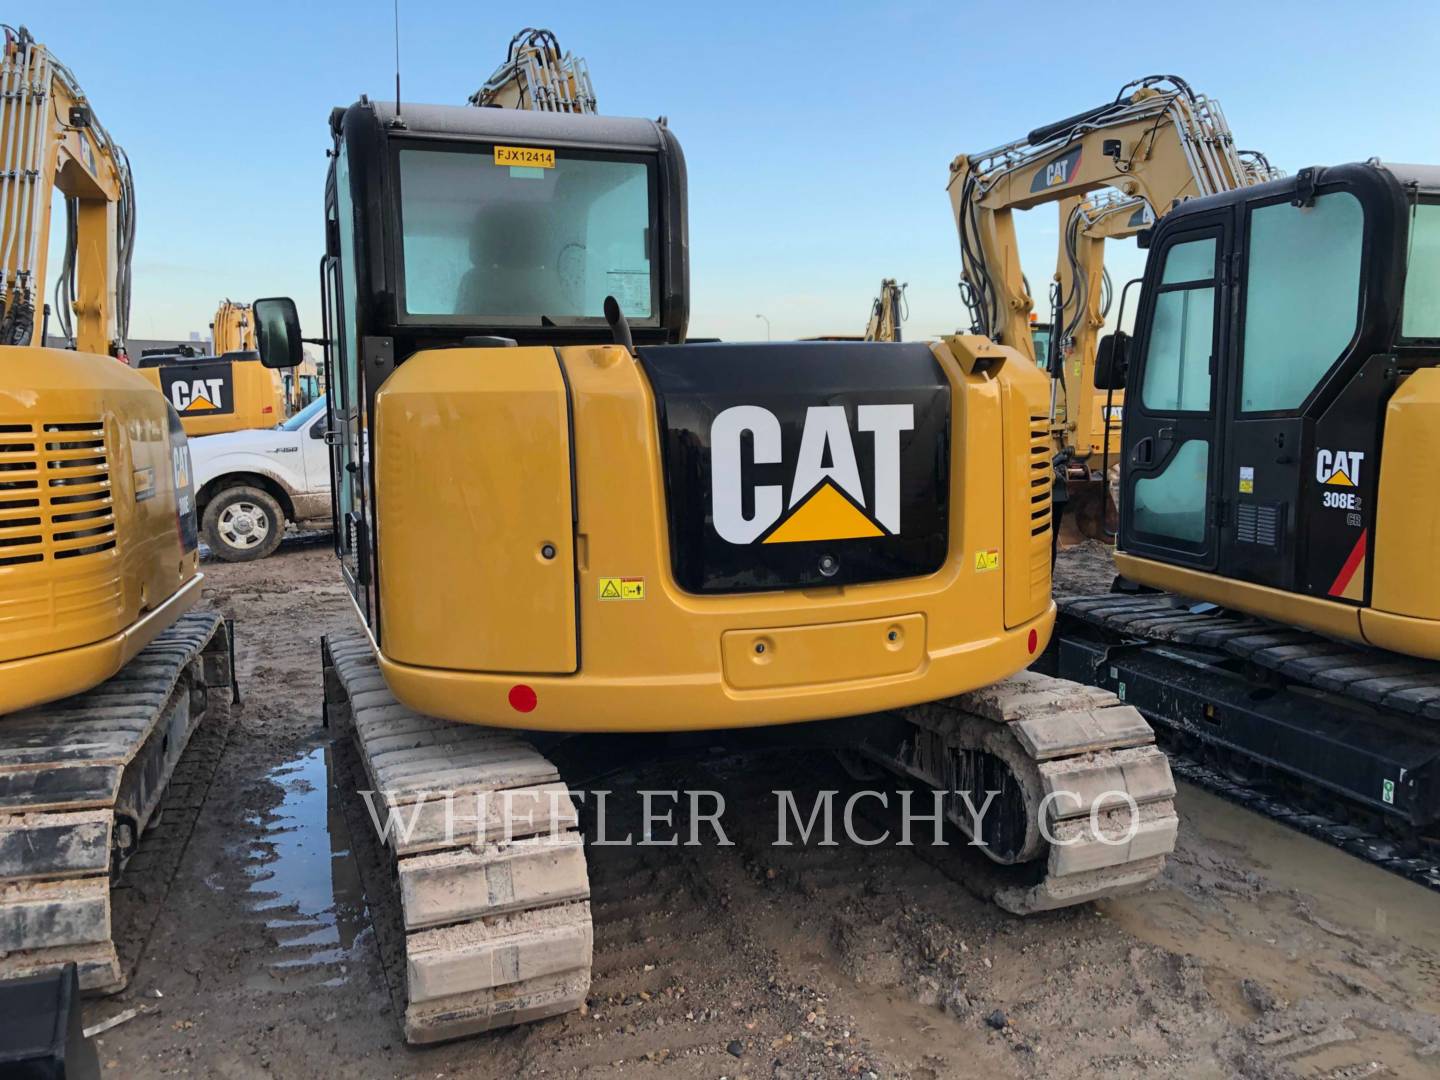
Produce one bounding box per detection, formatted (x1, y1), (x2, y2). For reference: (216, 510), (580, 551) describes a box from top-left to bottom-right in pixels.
(203, 485), (285, 562)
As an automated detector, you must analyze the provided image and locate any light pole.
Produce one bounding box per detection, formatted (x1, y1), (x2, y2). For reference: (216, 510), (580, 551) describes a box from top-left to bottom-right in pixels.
(755, 313), (770, 341)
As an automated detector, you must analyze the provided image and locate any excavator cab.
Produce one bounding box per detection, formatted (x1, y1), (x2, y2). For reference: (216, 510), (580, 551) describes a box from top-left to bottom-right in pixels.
(254, 99), (1060, 731)
(1112, 162), (1440, 656)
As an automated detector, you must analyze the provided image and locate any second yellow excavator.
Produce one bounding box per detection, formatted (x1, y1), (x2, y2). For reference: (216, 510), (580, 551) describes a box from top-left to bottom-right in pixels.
(251, 29), (1179, 1044)
(1052, 161), (1440, 887)
(134, 299), (287, 437)
(0, 25), (233, 994)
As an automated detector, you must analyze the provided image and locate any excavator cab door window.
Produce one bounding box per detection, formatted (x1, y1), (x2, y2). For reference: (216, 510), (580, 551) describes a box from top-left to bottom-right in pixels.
(1119, 216), (1231, 568)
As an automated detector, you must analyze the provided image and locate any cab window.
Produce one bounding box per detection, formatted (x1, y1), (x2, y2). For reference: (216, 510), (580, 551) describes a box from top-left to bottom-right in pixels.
(1403, 201), (1440, 339)
(397, 147), (655, 322)
(1239, 191), (1364, 411)
(1140, 237), (1216, 413)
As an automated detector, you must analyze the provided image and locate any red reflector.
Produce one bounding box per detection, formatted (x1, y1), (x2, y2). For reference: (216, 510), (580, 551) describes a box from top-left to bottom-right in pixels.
(508, 684), (537, 713)
(262, 406), (274, 413)
(1027, 628), (1039, 654)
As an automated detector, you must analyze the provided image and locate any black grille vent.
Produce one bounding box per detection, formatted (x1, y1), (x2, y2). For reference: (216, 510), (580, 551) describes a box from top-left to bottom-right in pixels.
(1236, 502), (1283, 550)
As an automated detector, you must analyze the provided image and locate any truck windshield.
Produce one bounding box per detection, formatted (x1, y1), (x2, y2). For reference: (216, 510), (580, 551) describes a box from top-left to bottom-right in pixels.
(1403, 200), (1440, 339)
(397, 146), (655, 323)
(277, 395), (327, 432)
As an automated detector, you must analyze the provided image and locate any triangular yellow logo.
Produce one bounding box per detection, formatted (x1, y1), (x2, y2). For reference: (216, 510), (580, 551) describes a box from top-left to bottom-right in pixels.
(1322, 467), (1355, 487)
(183, 394), (218, 412)
(600, 579), (621, 598)
(762, 480), (885, 544)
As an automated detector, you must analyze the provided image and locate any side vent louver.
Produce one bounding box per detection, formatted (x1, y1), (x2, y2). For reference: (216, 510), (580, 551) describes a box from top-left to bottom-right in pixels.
(1029, 417), (1053, 539)
(0, 421), (116, 566)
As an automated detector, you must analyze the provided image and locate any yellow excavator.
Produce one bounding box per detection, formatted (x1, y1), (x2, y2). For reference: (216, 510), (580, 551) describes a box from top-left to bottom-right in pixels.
(0, 27), (233, 992)
(949, 76), (1276, 539)
(1052, 161), (1440, 884)
(254, 30), (1177, 1043)
(863, 278), (907, 342)
(135, 299), (287, 436)
(210, 297), (322, 414)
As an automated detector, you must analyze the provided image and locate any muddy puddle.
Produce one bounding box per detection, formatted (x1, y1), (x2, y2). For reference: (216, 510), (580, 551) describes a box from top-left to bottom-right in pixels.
(1114, 784), (1440, 955)
(1103, 783), (1440, 1072)
(239, 745), (370, 991)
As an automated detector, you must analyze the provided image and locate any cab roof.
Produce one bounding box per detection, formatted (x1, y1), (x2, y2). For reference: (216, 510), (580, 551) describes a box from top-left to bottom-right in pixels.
(355, 100), (671, 153)
(1381, 162), (1440, 193)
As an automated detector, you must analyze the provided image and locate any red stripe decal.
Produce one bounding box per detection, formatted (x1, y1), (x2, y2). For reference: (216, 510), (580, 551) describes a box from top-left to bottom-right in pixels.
(1327, 529), (1368, 597)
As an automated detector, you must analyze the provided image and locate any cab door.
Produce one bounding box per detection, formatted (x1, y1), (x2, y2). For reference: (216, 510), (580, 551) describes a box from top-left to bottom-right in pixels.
(1217, 188), (1369, 596)
(322, 143), (371, 622)
(1119, 214), (1231, 569)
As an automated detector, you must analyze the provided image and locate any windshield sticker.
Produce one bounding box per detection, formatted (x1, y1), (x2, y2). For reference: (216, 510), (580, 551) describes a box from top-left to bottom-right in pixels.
(494, 145), (555, 169)
(606, 270), (650, 316)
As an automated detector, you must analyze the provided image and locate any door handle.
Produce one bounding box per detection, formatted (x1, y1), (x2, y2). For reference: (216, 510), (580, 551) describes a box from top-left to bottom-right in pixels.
(1133, 437), (1154, 466)
(324, 430), (344, 447)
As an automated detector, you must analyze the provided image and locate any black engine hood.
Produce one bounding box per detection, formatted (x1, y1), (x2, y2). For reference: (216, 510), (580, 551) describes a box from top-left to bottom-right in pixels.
(636, 341), (951, 594)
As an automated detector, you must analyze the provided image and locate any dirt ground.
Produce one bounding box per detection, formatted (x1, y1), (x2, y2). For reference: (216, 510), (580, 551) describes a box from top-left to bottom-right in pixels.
(83, 540), (1440, 1079)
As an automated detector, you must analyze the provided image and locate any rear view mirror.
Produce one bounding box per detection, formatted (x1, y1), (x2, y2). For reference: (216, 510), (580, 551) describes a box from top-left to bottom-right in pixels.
(1094, 331), (1129, 390)
(253, 297), (303, 370)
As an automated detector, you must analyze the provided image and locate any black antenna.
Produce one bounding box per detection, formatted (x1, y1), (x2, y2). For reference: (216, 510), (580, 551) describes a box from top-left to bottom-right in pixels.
(392, 0), (402, 120)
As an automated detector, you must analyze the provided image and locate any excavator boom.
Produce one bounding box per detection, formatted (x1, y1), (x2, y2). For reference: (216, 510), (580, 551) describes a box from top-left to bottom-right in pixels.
(863, 278), (906, 342)
(950, 76), (1275, 539)
(0, 26), (134, 357)
(468, 27), (597, 114)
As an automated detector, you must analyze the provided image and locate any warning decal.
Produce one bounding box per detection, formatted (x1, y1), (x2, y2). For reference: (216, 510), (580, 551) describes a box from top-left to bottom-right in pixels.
(1326, 528), (1368, 602)
(598, 576), (645, 601)
(974, 549), (1000, 573)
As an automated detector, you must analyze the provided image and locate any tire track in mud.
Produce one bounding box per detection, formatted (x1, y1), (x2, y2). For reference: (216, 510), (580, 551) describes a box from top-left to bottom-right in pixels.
(498, 751), (1029, 1079)
(507, 761), (865, 1078)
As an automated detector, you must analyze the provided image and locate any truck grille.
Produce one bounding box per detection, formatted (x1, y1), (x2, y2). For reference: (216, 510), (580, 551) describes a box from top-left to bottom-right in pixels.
(0, 421), (116, 567)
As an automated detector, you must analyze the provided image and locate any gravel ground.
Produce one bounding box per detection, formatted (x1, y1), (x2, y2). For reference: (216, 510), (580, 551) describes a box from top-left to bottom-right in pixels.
(82, 542), (1440, 1078)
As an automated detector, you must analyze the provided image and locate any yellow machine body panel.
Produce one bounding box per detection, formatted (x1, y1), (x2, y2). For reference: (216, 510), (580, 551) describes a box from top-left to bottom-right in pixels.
(1118, 363), (1440, 661)
(1118, 365), (1440, 664)
(0, 347), (202, 712)
(136, 358), (285, 438)
(372, 338), (1055, 733)
(1113, 552), (1366, 643)
(376, 347), (577, 674)
(1365, 368), (1440, 658)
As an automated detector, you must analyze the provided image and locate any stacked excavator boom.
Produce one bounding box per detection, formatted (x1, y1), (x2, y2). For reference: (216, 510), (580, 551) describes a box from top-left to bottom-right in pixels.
(0, 26), (134, 357)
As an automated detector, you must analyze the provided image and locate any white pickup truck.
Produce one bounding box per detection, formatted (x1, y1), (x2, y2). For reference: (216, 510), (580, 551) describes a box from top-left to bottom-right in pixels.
(189, 396), (332, 561)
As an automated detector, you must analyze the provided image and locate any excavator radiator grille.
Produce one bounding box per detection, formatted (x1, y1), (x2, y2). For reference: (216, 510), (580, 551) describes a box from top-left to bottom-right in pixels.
(0, 421), (115, 566)
(1024, 416), (1055, 603)
(1029, 416), (1053, 540)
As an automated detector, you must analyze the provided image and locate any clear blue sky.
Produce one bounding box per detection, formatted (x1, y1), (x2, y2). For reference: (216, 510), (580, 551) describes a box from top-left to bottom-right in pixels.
(41, 0), (1440, 344)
